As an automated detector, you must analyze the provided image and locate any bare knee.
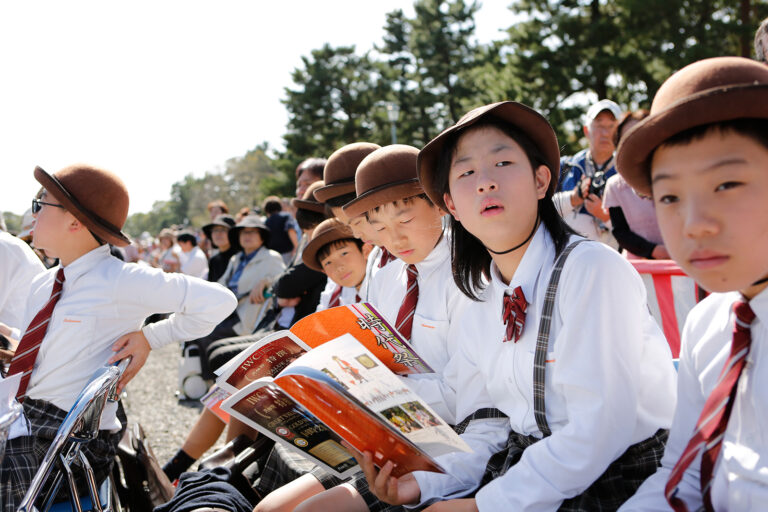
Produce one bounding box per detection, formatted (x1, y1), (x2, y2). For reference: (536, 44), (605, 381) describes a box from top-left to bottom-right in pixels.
(254, 474), (325, 512)
(293, 484), (368, 512)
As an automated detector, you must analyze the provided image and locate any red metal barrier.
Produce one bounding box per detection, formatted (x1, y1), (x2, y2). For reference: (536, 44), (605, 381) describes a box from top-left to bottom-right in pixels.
(629, 259), (703, 358)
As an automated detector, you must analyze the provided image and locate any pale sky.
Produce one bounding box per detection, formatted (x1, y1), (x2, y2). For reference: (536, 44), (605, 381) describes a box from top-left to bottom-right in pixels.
(0, 1), (515, 216)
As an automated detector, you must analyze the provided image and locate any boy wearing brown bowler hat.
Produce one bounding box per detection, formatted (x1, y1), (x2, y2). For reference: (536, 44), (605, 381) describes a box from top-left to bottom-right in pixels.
(254, 145), (472, 512)
(616, 57), (768, 511)
(0, 164), (237, 510)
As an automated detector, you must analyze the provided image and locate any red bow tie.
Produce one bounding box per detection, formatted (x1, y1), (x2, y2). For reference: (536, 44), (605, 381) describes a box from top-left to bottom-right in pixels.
(502, 286), (528, 343)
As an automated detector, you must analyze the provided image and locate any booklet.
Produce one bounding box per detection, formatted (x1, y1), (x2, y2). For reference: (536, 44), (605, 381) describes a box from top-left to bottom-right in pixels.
(221, 332), (470, 479)
(212, 303), (434, 400)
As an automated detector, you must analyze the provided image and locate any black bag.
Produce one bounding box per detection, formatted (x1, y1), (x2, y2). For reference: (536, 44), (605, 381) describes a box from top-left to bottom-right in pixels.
(112, 421), (176, 511)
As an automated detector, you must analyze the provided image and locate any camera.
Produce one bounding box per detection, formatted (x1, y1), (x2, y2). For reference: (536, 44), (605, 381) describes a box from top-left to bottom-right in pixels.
(578, 170), (607, 198)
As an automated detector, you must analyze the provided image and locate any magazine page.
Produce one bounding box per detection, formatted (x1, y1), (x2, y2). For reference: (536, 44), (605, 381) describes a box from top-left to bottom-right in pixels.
(215, 330), (312, 395)
(221, 379), (359, 479)
(275, 333), (470, 476)
(290, 303), (433, 375)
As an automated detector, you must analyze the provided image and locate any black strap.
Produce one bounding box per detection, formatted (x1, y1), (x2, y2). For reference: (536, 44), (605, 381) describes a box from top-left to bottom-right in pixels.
(452, 407), (508, 435)
(533, 239), (586, 437)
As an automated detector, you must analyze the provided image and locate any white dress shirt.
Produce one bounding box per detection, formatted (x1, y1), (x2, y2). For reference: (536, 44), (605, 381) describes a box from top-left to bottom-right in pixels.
(358, 245), (388, 302)
(620, 287), (768, 511)
(180, 245), (209, 279)
(20, 245), (237, 429)
(315, 284), (360, 312)
(0, 231), (45, 335)
(413, 225), (677, 511)
(366, 233), (473, 424)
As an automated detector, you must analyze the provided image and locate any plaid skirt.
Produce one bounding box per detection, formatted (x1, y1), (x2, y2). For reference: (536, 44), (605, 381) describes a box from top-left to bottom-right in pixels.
(0, 398), (122, 511)
(480, 428), (669, 511)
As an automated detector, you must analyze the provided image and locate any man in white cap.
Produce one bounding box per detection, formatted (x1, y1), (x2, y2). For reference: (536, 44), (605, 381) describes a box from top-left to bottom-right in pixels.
(554, 98), (622, 248)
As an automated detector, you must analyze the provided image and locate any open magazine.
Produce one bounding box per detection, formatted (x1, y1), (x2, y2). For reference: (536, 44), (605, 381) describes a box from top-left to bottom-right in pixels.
(221, 333), (470, 479)
(211, 303), (469, 479)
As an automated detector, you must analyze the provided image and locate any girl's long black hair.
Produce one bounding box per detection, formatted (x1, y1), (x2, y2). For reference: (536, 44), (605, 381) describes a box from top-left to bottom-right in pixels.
(434, 117), (578, 300)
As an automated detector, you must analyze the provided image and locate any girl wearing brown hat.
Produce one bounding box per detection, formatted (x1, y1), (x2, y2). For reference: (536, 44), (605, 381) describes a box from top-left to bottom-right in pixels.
(342, 102), (677, 512)
(615, 57), (768, 512)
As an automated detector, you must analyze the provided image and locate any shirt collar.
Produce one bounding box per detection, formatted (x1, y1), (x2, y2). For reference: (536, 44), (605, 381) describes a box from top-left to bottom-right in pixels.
(60, 244), (111, 284)
(414, 230), (450, 280)
(488, 223), (553, 306)
(747, 286), (768, 328)
(241, 247), (262, 263)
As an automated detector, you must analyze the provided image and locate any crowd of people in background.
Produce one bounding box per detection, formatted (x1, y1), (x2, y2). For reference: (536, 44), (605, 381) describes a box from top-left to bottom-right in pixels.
(1, 16), (768, 512)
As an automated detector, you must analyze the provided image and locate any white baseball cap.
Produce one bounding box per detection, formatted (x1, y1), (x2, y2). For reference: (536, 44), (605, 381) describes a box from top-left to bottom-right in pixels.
(585, 99), (622, 123)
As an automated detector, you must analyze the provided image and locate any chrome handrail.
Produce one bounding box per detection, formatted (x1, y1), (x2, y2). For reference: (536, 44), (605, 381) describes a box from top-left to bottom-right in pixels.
(16, 358), (130, 512)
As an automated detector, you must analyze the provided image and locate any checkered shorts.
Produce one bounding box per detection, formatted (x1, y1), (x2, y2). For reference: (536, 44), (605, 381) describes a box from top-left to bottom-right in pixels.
(480, 428), (669, 511)
(252, 443), (343, 501)
(0, 398), (121, 511)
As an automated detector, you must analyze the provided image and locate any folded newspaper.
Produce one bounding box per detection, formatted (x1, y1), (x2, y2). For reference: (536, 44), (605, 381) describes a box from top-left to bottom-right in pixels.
(212, 303), (469, 478)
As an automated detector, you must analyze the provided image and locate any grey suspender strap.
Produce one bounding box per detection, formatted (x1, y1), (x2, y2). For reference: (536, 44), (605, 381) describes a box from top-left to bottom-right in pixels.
(533, 239), (586, 437)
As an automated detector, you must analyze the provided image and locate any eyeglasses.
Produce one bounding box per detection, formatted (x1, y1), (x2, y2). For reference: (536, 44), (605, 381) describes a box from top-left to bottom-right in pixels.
(31, 198), (65, 214)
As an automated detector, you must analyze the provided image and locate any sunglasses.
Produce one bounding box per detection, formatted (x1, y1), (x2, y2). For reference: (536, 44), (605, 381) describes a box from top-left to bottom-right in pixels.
(31, 198), (65, 214)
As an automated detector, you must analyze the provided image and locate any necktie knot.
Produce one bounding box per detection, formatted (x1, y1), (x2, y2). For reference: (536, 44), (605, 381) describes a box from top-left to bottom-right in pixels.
(502, 286), (527, 343)
(733, 300), (755, 330)
(379, 248), (396, 268)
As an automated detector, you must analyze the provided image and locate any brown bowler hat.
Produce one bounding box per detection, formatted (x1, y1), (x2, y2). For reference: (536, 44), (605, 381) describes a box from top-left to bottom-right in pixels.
(292, 181), (328, 213)
(617, 56), (768, 196)
(342, 145), (423, 218)
(313, 142), (381, 203)
(302, 218), (355, 272)
(418, 101), (560, 211)
(34, 164), (132, 247)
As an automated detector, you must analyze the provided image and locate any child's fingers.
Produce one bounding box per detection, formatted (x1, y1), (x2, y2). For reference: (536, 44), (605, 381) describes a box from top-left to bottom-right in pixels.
(373, 460), (395, 500)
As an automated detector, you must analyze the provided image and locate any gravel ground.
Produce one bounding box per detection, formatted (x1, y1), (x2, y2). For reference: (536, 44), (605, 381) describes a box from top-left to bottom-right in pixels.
(121, 343), (224, 465)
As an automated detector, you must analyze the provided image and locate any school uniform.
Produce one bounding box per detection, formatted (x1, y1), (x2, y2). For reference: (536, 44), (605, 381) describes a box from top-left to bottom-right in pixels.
(1, 244), (237, 509)
(315, 284), (360, 311)
(367, 232), (471, 424)
(358, 245), (391, 302)
(412, 225), (677, 511)
(619, 288), (768, 511)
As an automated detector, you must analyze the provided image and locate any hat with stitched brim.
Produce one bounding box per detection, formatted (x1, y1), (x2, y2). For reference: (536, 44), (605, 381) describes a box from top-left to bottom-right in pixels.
(616, 56), (768, 196)
(417, 101), (560, 211)
(342, 144), (423, 218)
(313, 143), (381, 203)
(34, 164), (132, 247)
(302, 218), (356, 272)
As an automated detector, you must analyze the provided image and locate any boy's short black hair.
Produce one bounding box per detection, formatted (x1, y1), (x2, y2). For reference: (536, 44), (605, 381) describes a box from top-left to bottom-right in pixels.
(657, 118), (768, 154)
(365, 193), (433, 220)
(316, 238), (364, 267)
(176, 232), (197, 246)
(296, 208), (327, 231)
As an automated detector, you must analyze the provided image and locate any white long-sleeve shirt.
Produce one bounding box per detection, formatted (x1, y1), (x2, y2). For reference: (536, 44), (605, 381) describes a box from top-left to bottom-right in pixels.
(620, 288), (768, 511)
(0, 231), (45, 335)
(21, 245), (237, 428)
(412, 226), (677, 511)
(366, 234), (472, 424)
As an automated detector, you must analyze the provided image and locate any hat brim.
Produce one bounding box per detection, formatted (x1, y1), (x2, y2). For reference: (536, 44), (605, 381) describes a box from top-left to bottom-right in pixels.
(417, 102), (560, 212)
(302, 227), (353, 272)
(312, 181), (357, 203)
(342, 179), (424, 219)
(617, 84), (768, 196)
(34, 166), (132, 247)
(291, 198), (327, 214)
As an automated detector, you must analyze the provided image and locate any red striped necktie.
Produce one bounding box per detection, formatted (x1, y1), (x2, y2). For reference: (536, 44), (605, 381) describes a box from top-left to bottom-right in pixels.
(9, 267), (66, 400)
(327, 285), (343, 308)
(665, 300), (756, 511)
(378, 247), (396, 268)
(395, 264), (419, 341)
(502, 286), (528, 343)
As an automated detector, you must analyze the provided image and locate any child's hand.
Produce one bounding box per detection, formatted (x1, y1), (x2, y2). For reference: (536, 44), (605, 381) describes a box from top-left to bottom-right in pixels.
(109, 330), (151, 394)
(343, 441), (421, 506)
